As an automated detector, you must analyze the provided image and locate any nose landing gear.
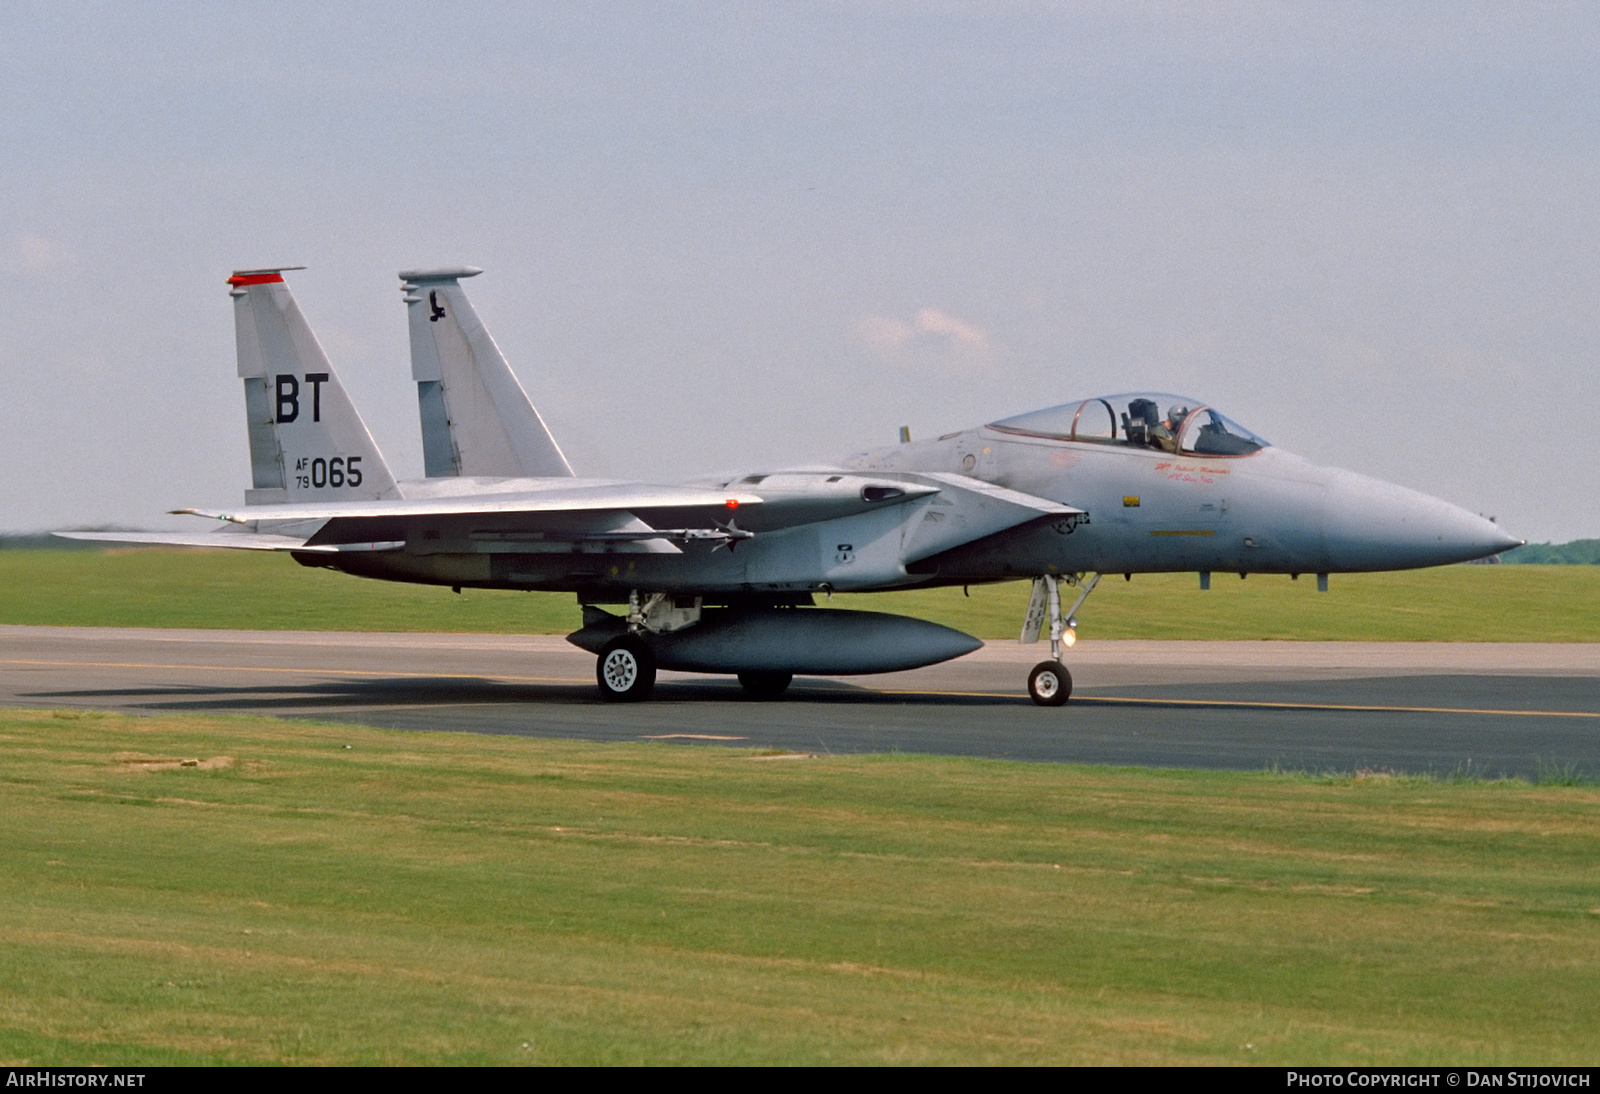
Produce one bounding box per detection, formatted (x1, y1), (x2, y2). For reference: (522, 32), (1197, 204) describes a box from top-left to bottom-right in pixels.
(1021, 572), (1098, 706)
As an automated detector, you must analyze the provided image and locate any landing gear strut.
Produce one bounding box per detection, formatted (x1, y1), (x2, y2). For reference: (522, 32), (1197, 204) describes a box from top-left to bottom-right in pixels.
(1021, 572), (1099, 707)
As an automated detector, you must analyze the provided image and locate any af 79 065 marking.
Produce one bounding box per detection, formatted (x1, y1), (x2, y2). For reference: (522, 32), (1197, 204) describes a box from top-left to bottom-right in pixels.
(293, 456), (363, 490)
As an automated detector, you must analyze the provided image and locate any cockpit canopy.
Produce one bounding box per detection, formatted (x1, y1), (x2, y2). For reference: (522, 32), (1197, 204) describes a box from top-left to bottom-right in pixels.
(989, 393), (1269, 457)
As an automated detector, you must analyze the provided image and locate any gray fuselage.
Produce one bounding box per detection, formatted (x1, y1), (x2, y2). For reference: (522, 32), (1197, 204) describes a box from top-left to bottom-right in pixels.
(310, 423), (1515, 601)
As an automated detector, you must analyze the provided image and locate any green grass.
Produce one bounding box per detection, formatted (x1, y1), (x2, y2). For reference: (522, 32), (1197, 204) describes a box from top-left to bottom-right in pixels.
(0, 547), (582, 634)
(2, 547), (1598, 641)
(2, 707), (1597, 1065)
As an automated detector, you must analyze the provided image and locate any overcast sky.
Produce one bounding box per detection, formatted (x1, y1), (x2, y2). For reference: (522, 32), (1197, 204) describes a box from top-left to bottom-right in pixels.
(4, 2), (1596, 542)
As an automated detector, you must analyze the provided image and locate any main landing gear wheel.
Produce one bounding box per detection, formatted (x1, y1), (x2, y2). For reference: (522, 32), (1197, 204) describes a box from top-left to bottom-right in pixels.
(597, 636), (656, 702)
(1027, 661), (1072, 707)
(737, 671), (793, 700)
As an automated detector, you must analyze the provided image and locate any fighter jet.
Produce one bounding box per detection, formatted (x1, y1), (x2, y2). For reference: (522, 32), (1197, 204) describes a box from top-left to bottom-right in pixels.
(62, 268), (1521, 705)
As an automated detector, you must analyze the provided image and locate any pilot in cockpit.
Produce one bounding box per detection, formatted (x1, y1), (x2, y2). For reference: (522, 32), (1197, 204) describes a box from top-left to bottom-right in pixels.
(1162, 404), (1193, 451)
(1123, 398), (1181, 453)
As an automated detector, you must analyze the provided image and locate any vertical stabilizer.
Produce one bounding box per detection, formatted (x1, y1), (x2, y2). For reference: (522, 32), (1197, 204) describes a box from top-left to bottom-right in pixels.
(399, 267), (575, 479)
(228, 269), (399, 505)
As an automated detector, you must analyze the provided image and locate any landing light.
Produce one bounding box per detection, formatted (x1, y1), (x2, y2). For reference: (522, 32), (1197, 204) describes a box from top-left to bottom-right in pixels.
(1062, 616), (1078, 648)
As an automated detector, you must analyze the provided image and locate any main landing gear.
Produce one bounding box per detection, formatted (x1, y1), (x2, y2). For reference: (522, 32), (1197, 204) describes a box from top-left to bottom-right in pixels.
(595, 590), (693, 702)
(598, 647), (792, 702)
(1021, 572), (1099, 707)
(594, 591), (799, 703)
(597, 635), (656, 702)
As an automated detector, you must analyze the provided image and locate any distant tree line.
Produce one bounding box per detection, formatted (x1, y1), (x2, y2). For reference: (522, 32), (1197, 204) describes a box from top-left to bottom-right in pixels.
(0, 534), (108, 551)
(1499, 539), (1600, 564)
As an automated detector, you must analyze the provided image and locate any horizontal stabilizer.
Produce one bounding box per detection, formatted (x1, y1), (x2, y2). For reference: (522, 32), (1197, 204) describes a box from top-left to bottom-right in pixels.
(54, 530), (331, 552)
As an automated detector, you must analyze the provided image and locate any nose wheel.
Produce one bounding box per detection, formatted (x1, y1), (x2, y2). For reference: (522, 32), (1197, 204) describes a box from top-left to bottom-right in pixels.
(1027, 661), (1072, 706)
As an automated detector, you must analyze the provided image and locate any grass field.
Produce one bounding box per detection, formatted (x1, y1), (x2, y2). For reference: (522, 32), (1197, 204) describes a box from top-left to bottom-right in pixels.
(4, 549), (1595, 1064)
(2, 547), (1598, 641)
(3, 707), (1598, 1066)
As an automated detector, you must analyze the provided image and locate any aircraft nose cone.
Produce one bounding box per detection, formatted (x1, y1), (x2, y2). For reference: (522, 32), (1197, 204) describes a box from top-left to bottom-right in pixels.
(1321, 469), (1520, 570)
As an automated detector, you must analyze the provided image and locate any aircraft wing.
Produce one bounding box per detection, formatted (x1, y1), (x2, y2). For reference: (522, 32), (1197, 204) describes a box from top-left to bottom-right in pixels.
(162, 483), (762, 555)
(61, 471), (1072, 563)
(84, 474), (948, 554)
(177, 482), (763, 526)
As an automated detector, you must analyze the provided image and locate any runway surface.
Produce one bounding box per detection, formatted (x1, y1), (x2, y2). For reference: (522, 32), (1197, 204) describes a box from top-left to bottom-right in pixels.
(2, 625), (1596, 778)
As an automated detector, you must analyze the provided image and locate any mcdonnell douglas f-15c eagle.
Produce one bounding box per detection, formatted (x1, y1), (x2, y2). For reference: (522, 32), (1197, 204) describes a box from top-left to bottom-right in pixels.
(62, 267), (1521, 705)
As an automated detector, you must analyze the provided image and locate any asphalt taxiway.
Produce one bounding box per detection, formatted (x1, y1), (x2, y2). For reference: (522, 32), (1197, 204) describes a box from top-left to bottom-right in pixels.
(2, 625), (1595, 778)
